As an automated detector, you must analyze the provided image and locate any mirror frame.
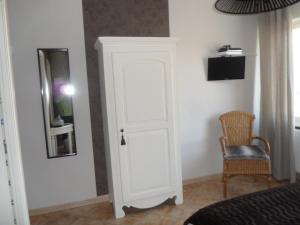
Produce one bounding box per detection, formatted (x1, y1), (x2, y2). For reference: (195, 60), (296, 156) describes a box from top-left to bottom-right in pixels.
(37, 48), (77, 159)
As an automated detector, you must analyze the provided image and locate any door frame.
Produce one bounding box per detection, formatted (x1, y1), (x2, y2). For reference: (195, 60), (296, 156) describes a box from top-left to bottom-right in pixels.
(0, 0), (30, 224)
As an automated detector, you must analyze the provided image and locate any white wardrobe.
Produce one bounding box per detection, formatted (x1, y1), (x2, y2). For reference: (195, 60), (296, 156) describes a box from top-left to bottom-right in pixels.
(95, 37), (183, 218)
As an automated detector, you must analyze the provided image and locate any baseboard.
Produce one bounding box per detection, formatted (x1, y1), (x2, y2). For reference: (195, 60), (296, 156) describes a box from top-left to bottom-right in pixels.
(183, 173), (222, 186)
(29, 173), (222, 217)
(29, 194), (110, 216)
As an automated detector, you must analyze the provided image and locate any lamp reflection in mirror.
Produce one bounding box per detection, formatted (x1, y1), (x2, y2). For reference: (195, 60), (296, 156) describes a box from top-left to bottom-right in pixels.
(37, 48), (77, 158)
(61, 84), (75, 96)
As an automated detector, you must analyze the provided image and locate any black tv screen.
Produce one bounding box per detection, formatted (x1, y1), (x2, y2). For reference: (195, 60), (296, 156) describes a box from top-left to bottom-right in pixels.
(208, 56), (245, 81)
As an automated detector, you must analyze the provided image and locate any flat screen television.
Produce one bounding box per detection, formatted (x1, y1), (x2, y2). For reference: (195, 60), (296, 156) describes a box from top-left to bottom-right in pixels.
(208, 56), (245, 81)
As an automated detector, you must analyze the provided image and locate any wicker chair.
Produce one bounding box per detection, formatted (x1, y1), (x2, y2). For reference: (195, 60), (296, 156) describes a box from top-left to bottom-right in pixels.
(219, 111), (272, 198)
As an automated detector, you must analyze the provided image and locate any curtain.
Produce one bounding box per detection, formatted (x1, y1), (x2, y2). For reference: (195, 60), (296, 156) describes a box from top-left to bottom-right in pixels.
(259, 9), (296, 182)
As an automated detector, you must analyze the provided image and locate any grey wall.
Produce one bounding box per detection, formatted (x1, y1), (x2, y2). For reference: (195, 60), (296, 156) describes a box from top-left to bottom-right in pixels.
(7, 0), (97, 209)
(82, 0), (170, 195)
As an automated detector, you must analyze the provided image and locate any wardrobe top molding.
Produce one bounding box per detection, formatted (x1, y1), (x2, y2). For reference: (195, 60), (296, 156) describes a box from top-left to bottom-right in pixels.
(95, 37), (180, 49)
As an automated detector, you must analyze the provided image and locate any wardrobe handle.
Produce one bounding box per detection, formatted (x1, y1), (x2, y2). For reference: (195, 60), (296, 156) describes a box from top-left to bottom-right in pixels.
(120, 129), (126, 146)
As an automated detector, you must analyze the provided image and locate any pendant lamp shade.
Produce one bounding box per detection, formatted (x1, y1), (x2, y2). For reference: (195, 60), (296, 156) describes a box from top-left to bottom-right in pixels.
(215, 0), (300, 14)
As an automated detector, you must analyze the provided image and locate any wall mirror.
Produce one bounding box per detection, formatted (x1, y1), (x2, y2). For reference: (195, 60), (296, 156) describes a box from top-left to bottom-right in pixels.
(37, 48), (77, 158)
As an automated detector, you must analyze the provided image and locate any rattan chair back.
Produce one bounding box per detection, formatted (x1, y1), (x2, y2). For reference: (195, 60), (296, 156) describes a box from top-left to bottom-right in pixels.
(220, 111), (255, 146)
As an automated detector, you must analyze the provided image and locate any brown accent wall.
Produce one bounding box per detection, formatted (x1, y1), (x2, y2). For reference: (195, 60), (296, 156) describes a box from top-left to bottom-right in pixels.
(82, 0), (170, 195)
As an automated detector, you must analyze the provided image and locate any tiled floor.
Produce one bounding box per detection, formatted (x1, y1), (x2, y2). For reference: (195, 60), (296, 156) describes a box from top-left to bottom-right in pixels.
(30, 176), (284, 225)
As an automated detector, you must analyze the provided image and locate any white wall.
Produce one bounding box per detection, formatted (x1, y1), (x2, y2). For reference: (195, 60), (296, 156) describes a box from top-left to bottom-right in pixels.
(7, 0), (97, 209)
(295, 130), (300, 172)
(291, 3), (300, 173)
(169, 0), (259, 180)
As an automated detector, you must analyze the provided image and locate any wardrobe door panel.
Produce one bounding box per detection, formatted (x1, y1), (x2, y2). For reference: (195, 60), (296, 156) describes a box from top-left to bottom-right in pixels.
(113, 52), (176, 203)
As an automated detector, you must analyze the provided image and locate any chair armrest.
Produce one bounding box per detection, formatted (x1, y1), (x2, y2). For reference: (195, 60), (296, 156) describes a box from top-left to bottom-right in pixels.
(219, 137), (227, 156)
(252, 136), (271, 155)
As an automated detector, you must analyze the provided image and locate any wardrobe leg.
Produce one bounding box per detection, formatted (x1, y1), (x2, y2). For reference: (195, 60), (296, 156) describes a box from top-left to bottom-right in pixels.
(175, 193), (183, 205)
(114, 204), (125, 219)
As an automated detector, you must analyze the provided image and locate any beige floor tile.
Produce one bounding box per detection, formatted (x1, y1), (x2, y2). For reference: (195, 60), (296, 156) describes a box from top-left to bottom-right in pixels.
(30, 176), (284, 225)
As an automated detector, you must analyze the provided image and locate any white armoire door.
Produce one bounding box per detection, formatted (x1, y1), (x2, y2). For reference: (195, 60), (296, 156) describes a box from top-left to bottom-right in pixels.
(113, 52), (176, 204)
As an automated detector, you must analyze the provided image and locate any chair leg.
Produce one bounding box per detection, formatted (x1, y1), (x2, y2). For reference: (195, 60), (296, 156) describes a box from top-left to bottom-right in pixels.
(223, 174), (227, 198)
(267, 175), (272, 189)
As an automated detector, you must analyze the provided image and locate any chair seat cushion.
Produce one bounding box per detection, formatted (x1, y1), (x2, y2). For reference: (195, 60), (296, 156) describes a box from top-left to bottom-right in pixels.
(224, 145), (269, 160)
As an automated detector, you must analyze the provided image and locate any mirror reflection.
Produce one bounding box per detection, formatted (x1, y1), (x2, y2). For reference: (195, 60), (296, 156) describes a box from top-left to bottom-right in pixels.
(37, 48), (77, 158)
